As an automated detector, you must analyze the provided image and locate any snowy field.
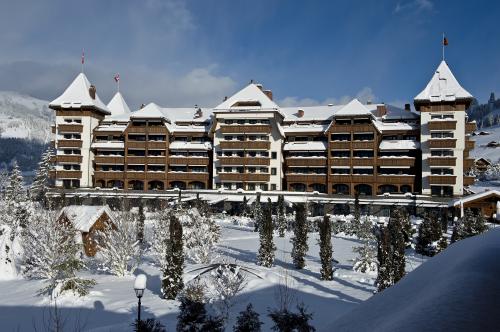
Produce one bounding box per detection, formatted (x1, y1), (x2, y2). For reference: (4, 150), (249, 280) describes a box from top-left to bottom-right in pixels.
(0, 216), (427, 331)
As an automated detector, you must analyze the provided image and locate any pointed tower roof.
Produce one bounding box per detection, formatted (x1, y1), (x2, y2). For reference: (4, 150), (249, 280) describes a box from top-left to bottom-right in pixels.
(334, 98), (371, 116)
(414, 61), (473, 103)
(214, 83), (279, 111)
(49, 73), (110, 114)
(107, 92), (131, 117)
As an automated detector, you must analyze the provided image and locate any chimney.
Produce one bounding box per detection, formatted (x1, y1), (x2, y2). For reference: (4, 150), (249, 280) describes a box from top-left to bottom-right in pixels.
(263, 89), (273, 100)
(404, 103), (411, 112)
(366, 100), (372, 105)
(194, 107), (203, 118)
(140, 103), (145, 109)
(88, 85), (96, 100)
(223, 96), (228, 101)
(256, 83), (263, 90)
(376, 105), (387, 117)
(297, 109), (304, 118)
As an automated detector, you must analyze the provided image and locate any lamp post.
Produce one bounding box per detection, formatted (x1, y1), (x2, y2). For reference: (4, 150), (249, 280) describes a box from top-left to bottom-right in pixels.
(134, 274), (147, 324)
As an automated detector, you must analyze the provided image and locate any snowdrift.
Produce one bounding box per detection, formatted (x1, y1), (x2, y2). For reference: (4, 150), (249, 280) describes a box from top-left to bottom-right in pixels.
(328, 229), (500, 332)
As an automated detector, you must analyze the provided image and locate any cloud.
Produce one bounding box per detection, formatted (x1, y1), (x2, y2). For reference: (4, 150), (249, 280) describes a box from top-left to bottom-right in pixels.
(393, 0), (434, 14)
(278, 87), (377, 107)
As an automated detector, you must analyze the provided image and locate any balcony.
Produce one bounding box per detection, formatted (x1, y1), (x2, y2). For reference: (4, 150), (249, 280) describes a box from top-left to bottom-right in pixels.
(219, 141), (270, 150)
(218, 173), (270, 182)
(125, 172), (146, 180)
(330, 124), (373, 133)
(220, 125), (271, 134)
(127, 156), (147, 164)
(329, 141), (350, 149)
(428, 120), (457, 130)
(427, 157), (456, 167)
(465, 122), (476, 134)
(127, 141), (146, 148)
(148, 141), (168, 149)
(330, 158), (350, 166)
(147, 156), (167, 164)
(428, 175), (456, 185)
(145, 172), (167, 180)
(148, 126), (168, 133)
(219, 157), (270, 166)
(285, 158), (326, 166)
(464, 158), (474, 169)
(377, 157), (415, 167)
(465, 140), (475, 150)
(57, 155), (83, 163)
(377, 175), (415, 184)
(352, 141), (374, 149)
(94, 171), (125, 180)
(169, 157), (210, 166)
(127, 126), (147, 133)
(58, 140), (82, 148)
(330, 174), (352, 182)
(58, 124), (83, 133)
(351, 175), (376, 183)
(168, 172), (209, 181)
(55, 170), (82, 179)
(464, 176), (475, 186)
(285, 174), (326, 183)
(51, 125), (56, 134)
(94, 156), (124, 164)
(352, 158), (375, 166)
(428, 139), (456, 149)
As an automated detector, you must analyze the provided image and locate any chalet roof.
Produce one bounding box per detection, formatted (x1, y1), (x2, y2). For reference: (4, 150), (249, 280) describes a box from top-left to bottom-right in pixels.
(214, 84), (279, 111)
(283, 141), (328, 151)
(379, 140), (420, 150)
(59, 205), (114, 232)
(335, 99), (372, 117)
(49, 73), (110, 114)
(414, 60), (473, 103)
(449, 190), (500, 207)
(130, 103), (213, 123)
(107, 92), (131, 118)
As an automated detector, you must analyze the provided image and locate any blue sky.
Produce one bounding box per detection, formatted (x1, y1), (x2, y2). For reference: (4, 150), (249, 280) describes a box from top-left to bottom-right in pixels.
(0, 0), (498, 109)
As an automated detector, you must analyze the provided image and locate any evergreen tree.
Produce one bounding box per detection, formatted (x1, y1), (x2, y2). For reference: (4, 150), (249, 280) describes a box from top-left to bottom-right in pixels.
(388, 208), (406, 283)
(276, 194), (287, 237)
(400, 208), (414, 247)
(375, 226), (392, 292)
(268, 304), (315, 332)
(162, 212), (184, 299)
(30, 147), (54, 205)
(253, 193), (262, 232)
(318, 215), (333, 280)
(451, 208), (488, 243)
(352, 217), (377, 273)
(137, 201), (145, 243)
(233, 304), (262, 332)
(242, 196), (249, 216)
(351, 192), (361, 236)
(182, 208), (220, 264)
(416, 213), (442, 256)
(257, 199), (276, 267)
(291, 203), (308, 269)
(5, 162), (31, 232)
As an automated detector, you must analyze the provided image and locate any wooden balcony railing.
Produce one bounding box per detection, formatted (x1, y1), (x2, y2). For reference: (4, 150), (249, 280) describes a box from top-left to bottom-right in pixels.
(94, 171), (125, 180)
(351, 175), (376, 183)
(330, 175), (352, 182)
(464, 158), (474, 169)
(169, 157), (209, 165)
(330, 124), (373, 133)
(94, 156), (124, 164)
(127, 156), (147, 164)
(428, 139), (456, 149)
(127, 141), (147, 148)
(219, 157), (270, 166)
(465, 140), (475, 150)
(58, 124), (83, 133)
(285, 158), (327, 166)
(148, 126), (168, 133)
(285, 174), (326, 183)
(427, 157), (456, 167)
(220, 125), (271, 134)
(127, 126), (147, 133)
(149, 141), (168, 149)
(428, 121), (457, 130)
(145, 172), (167, 180)
(465, 122), (476, 134)
(168, 172), (209, 181)
(377, 175), (415, 184)
(218, 173), (270, 182)
(330, 158), (350, 166)
(464, 176), (475, 186)
(352, 158), (375, 166)
(219, 141), (270, 150)
(57, 140), (83, 148)
(56, 155), (83, 163)
(428, 175), (456, 185)
(329, 141), (350, 149)
(352, 141), (375, 149)
(377, 158), (415, 167)
(55, 170), (82, 179)
(51, 125), (56, 134)
(125, 172), (146, 180)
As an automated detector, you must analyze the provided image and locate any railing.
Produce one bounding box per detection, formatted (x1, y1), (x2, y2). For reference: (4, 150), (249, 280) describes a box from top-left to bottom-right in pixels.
(94, 156), (124, 164)
(168, 172), (209, 181)
(351, 175), (376, 183)
(127, 126), (147, 133)
(330, 158), (350, 166)
(220, 125), (271, 134)
(127, 141), (146, 148)
(465, 140), (475, 150)
(329, 141), (350, 149)
(125, 172), (146, 180)
(465, 122), (476, 134)
(58, 124), (83, 133)
(377, 175), (415, 184)
(219, 141), (270, 150)
(218, 173), (270, 182)
(352, 158), (375, 166)
(285, 158), (326, 166)
(94, 171), (125, 180)
(428, 139), (456, 148)
(219, 157), (270, 166)
(330, 175), (352, 182)
(55, 170), (82, 179)
(285, 174), (326, 183)
(428, 120), (457, 130)
(149, 141), (168, 149)
(57, 140), (83, 148)
(127, 156), (147, 164)
(427, 157), (456, 166)
(428, 175), (456, 185)
(169, 157), (209, 165)
(329, 124), (373, 133)
(57, 155), (83, 163)
(51, 125), (56, 134)
(464, 158), (474, 169)
(148, 126), (168, 133)
(463, 176), (475, 186)
(352, 141), (375, 149)
(377, 158), (415, 166)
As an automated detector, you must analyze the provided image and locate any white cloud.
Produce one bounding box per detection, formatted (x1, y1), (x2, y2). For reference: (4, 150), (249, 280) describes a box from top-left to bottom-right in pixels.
(394, 0), (434, 14)
(278, 87), (377, 107)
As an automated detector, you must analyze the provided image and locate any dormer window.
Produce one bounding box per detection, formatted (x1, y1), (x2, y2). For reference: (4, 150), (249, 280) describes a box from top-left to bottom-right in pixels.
(231, 101), (261, 107)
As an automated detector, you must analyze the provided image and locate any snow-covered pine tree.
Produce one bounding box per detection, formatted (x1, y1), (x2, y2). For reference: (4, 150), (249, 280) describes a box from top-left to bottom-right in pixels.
(30, 147), (54, 205)
(23, 209), (95, 297)
(375, 226), (392, 292)
(351, 193), (361, 236)
(97, 209), (142, 276)
(257, 199), (276, 267)
(400, 208), (414, 248)
(318, 215), (333, 280)
(451, 208), (488, 243)
(0, 224), (17, 279)
(182, 208), (220, 264)
(137, 201), (145, 243)
(233, 303), (262, 332)
(210, 263), (247, 322)
(0, 168), (9, 196)
(416, 213), (442, 256)
(276, 194), (286, 237)
(253, 193), (262, 232)
(291, 203), (308, 269)
(242, 196), (249, 216)
(352, 217), (377, 273)
(5, 162), (31, 231)
(388, 208), (406, 283)
(164, 210), (184, 299)
(268, 303), (315, 332)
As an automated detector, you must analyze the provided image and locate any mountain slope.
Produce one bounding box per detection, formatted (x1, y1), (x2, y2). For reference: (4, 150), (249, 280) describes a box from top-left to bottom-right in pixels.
(0, 91), (53, 143)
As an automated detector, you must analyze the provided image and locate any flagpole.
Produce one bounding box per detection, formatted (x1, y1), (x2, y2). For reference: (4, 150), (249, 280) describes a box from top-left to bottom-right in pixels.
(442, 33), (445, 61)
(81, 49), (85, 74)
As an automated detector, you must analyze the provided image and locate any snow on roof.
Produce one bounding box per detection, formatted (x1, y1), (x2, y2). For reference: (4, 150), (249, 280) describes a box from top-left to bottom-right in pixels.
(107, 92), (131, 118)
(450, 190), (500, 207)
(169, 141), (212, 150)
(49, 73), (110, 114)
(335, 99), (372, 117)
(328, 228), (500, 331)
(281, 105), (340, 121)
(414, 60), (473, 103)
(172, 124), (210, 133)
(94, 124), (127, 133)
(130, 103), (167, 120)
(284, 141), (327, 151)
(91, 142), (125, 149)
(59, 205), (114, 232)
(382, 105), (419, 120)
(379, 140), (420, 150)
(130, 103), (213, 123)
(282, 124), (329, 133)
(373, 120), (418, 132)
(214, 84), (279, 110)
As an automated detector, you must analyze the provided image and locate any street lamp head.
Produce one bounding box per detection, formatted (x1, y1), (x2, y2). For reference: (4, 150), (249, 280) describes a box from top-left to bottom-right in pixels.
(134, 274), (147, 299)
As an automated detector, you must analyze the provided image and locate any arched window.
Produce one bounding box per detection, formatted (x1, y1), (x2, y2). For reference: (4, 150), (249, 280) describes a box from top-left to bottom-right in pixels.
(378, 184), (398, 194)
(128, 180), (144, 191)
(354, 184), (372, 196)
(170, 181), (186, 190)
(148, 181), (164, 190)
(310, 183), (326, 193)
(333, 184), (349, 195)
(189, 181), (206, 189)
(290, 183), (306, 192)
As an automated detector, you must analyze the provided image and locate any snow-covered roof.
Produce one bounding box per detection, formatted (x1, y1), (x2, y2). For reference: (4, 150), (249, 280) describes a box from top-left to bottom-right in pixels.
(107, 92), (131, 118)
(449, 190), (500, 207)
(214, 84), (279, 111)
(49, 73), (110, 114)
(335, 99), (372, 117)
(130, 103), (213, 124)
(130, 103), (167, 120)
(414, 60), (473, 103)
(91, 142), (125, 149)
(94, 124), (127, 133)
(382, 105), (419, 120)
(282, 124), (329, 133)
(169, 141), (212, 150)
(379, 140), (420, 150)
(59, 205), (114, 232)
(284, 141), (327, 151)
(373, 121), (418, 132)
(281, 105), (340, 121)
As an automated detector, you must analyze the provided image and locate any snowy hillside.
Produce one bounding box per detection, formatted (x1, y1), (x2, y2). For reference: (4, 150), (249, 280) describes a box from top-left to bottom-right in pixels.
(327, 228), (500, 331)
(0, 91), (52, 143)
(470, 124), (500, 163)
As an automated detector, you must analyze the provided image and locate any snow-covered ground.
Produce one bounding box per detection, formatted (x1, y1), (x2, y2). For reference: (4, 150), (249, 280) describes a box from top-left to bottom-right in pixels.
(470, 125), (500, 163)
(0, 216), (427, 331)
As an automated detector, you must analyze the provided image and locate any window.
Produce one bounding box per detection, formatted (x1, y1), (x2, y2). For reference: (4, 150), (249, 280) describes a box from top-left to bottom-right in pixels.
(271, 184), (277, 191)
(248, 167), (256, 173)
(247, 183), (255, 190)
(331, 150), (350, 158)
(224, 136), (233, 141)
(295, 136), (308, 142)
(216, 167), (221, 174)
(271, 168), (277, 175)
(431, 168), (453, 175)
(237, 120), (245, 124)
(271, 152), (277, 159)
(431, 150), (454, 157)
(260, 167), (268, 173)
(225, 120), (234, 125)
(249, 119), (257, 124)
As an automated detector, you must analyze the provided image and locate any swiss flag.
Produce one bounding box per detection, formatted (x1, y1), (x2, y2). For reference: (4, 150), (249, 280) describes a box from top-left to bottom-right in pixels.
(443, 37), (449, 46)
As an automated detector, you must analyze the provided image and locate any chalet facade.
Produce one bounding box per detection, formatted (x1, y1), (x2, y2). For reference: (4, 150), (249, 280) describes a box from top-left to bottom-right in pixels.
(49, 60), (476, 197)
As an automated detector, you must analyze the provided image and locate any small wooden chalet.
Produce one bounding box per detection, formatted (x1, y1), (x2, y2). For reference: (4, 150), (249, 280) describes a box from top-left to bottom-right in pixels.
(474, 158), (492, 174)
(449, 190), (500, 222)
(58, 205), (115, 256)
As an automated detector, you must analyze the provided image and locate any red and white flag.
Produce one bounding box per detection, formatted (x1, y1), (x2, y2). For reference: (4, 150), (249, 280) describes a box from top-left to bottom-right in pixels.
(114, 73), (120, 82)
